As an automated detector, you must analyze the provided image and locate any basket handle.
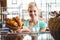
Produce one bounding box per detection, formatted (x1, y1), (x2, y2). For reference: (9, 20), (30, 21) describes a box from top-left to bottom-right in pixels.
(56, 14), (60, 17)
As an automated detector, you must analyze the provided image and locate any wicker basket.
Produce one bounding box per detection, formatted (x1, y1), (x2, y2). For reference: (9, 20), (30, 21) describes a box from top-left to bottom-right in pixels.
(48, 14), (60, 40)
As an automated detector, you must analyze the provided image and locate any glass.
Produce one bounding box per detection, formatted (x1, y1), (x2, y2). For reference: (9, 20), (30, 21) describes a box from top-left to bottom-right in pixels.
(1, 31), (54, 40)
(28, 25), (39, 32)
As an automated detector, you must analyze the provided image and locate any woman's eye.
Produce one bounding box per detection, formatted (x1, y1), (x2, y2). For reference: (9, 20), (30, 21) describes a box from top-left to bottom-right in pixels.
(29, 11), (32, 12)
(34, 10), (36, 12)
(29, 10), (36, 13)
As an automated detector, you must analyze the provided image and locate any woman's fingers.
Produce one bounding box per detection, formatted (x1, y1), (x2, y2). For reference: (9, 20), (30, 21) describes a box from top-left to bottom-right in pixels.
(20, 27), (31, 32)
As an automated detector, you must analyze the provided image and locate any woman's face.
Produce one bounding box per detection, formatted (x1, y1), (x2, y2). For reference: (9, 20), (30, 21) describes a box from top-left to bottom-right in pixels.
(28, 7), (38, 19)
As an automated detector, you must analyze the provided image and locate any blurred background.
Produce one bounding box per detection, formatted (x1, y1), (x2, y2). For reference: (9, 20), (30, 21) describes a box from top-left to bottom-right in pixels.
(0, 0), (60, 40)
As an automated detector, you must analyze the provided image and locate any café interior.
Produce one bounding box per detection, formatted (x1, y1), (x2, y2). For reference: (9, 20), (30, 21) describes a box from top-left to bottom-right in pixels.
(0, 0), (60, 40)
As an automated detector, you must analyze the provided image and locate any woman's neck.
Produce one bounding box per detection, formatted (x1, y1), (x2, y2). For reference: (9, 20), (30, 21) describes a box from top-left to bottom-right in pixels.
(29, 19), (38, 26)
(30, 19), (38, 23)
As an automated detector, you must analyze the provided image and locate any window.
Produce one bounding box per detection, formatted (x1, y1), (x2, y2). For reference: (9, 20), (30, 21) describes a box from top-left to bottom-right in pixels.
(12, 0), (17, 4)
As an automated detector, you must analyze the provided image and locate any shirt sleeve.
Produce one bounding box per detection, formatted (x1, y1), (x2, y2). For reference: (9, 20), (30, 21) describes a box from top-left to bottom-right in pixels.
(39, 21), (47, 28)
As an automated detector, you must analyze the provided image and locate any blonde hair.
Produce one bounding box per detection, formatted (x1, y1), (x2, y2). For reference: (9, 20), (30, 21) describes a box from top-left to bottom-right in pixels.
(28, 2), (41, 17)
(28, 2), (37, 8)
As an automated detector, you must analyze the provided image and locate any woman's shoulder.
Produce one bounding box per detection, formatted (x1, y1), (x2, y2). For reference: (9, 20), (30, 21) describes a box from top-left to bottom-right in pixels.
(38, 20), (46, 24)
(38, 20), (47, 28)
(24, 20), (29, 23)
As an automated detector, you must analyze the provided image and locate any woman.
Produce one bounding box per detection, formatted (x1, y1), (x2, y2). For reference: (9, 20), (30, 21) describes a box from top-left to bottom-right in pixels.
(23, 2), (47, 32)
(5, 2), (47, 32)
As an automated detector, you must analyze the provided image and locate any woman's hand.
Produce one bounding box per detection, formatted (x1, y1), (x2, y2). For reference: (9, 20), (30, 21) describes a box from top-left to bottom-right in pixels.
(16, 27), (31, 32)
(20, 27), (31, 32)
(40, 28), (46, 32)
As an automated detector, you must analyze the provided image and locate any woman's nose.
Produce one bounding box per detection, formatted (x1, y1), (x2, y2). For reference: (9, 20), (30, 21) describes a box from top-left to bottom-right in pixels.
(32, 12), (35, 15)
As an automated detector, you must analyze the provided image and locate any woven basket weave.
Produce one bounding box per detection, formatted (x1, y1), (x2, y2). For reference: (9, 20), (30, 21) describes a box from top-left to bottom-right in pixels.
(48, 14), (60, 40)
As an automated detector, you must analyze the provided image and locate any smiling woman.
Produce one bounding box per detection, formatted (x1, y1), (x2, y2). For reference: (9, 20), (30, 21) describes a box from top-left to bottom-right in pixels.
(24, 2), (47, 32)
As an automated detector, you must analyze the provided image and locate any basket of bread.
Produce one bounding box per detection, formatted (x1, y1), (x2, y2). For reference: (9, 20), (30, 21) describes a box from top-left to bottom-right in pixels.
(5, 16), (23, 31)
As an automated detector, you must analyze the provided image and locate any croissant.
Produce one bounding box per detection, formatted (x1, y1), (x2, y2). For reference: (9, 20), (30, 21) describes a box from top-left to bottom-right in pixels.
(12, 16), (23, 27)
